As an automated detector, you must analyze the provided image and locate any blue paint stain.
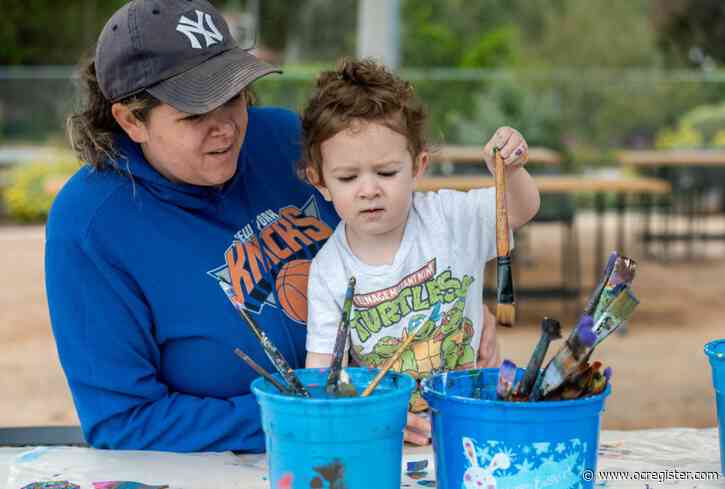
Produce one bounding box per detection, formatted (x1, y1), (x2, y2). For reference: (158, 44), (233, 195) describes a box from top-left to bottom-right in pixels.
(406, 459), (429, 473)
(17, 447), (50, 463)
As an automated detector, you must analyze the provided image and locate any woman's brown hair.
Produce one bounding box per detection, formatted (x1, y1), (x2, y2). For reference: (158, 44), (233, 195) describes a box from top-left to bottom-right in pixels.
(299, 58), (428, 184)
(66, 59), (161, 170)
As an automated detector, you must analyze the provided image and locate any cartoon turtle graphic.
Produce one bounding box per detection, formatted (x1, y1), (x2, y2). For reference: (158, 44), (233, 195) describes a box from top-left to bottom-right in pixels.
(353, 300), (476, 411)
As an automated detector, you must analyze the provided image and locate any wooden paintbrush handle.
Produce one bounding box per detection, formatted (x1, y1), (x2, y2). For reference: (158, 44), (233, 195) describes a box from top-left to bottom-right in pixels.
(495, 149), (510, 256)
(361, 330), (417, 397)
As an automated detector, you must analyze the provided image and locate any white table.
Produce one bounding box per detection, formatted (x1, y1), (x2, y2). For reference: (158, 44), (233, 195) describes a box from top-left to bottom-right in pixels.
(2, 428), (721, 488)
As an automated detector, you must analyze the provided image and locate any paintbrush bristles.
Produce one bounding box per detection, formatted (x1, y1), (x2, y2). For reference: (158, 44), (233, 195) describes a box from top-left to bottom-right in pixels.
(496, 303), (516, 327)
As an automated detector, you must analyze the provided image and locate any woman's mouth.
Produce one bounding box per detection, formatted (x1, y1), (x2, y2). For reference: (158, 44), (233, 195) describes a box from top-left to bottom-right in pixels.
(208, 145), (233, 156)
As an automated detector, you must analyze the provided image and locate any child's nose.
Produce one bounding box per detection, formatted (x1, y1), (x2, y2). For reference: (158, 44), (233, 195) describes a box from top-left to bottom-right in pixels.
(358, 175), (381, 199)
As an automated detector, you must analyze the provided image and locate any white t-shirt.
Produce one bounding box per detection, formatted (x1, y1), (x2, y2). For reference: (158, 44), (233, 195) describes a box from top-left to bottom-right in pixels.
(306, 188), (506, 408)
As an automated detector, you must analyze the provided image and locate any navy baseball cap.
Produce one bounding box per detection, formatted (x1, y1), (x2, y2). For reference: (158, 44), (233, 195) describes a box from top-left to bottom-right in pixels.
(95, 0), (281, 114)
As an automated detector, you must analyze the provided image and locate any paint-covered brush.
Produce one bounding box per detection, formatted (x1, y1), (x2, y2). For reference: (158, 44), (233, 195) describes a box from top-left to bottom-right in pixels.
(234, 348), (293, 395)
(326, 276), (356, 396)
(517, 317), (561, 399)
(591, 288), (639, 346)
(531, 315), (597, 400)
(558, 360), (600, 400)
(583, 251), (619, 317)
(219, 282), (310, 397)
(494, 147), (515, 327)
(589, 366), (612, 396)
(496, 359), (518, 400)
(592, 256), (637, 322)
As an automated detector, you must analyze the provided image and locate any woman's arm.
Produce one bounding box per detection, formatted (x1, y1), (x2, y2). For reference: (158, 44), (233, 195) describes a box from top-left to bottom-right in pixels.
(45, 233), (266, 452)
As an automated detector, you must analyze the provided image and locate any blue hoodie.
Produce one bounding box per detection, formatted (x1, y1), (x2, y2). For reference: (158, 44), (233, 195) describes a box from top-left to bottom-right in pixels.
(45, 107), (339, 452)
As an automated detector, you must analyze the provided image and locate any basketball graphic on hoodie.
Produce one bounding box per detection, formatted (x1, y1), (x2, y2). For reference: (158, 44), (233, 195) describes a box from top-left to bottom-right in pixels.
(276, 259), (311, 324)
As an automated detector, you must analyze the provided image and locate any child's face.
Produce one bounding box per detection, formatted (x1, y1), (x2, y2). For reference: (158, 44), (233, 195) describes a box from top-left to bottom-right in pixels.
(314, 120), (427, 242)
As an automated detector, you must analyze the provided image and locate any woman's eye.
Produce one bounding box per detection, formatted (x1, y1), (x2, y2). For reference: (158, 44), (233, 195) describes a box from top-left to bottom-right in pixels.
(379, 171), (398, 177)
(184, 114), (204, 123)
(225, 93), (243, 106)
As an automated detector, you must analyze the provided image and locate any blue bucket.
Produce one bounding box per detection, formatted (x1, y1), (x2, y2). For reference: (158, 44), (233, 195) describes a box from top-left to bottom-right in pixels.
(421, 368), (611, 489)
(704, 339), (725, 475)
(252, 367), (415, 489)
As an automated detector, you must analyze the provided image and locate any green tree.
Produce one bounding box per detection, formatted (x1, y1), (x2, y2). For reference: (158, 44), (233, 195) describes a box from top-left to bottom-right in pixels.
(0, 0), (126, 65)
(653, 0), (725, 67)
(401, 0), (521, 68)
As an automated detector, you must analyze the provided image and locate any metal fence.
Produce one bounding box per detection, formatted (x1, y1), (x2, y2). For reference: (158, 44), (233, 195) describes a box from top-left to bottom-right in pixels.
(2, 65), (725, 161)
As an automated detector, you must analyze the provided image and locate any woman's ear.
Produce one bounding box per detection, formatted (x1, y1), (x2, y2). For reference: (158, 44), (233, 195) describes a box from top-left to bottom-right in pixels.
(306, 167), (332, 202)
(111, 103), (149, 144)
(414, 151), (429, 178)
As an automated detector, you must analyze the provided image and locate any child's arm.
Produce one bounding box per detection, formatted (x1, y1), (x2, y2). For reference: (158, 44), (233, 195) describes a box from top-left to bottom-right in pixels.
(478, 305), (501, 368)
(306, 351), (333, 368)
(482, 126), (541, 230)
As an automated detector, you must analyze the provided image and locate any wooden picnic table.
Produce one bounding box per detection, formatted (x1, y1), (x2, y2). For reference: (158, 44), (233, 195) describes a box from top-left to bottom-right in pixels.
(417, 175), (672, 283)
(430, 145), (562, 166)
(618, 149), (725, 259)
(618, 149), (725, 167)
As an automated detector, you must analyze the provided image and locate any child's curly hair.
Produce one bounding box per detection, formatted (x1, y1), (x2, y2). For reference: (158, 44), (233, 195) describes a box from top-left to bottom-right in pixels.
(299, 58), (428, 185)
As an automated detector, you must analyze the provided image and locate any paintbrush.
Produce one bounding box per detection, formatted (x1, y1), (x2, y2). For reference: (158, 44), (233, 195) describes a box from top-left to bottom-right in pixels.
(583, 251), (619, 317)
(531, 315), (597, 400)
(493, 147), (515, 327)
(325, 276), (357, 396)
(592, 256), (637, 321)
(234, 348), (293, 394)
(591, 287), (639, 346)
(360, 314), (428, 397)
(496, 359), (518, 400)
(219, 282), (310, 397)
(517, 317), (562, 399)
(236, 306), (311, 397)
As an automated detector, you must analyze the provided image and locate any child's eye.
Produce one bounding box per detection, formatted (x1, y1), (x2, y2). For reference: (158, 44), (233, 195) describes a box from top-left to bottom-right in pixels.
(337, 176), (356, 182)
(378, 171), (398, 177)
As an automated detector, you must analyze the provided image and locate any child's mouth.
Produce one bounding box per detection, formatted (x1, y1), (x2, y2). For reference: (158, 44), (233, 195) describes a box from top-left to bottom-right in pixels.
(360, 208), (384, 218)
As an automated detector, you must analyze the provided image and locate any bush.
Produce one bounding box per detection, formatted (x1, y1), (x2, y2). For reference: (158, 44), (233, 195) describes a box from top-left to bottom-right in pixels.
(2, 158), (79, 223)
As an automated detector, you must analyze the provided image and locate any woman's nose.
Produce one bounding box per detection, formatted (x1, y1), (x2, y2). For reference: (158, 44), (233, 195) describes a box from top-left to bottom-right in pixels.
(210, 111), (238, 136)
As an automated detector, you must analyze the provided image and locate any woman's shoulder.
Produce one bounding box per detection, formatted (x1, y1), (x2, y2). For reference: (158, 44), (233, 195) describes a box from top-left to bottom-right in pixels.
(46, 164), (131, 241)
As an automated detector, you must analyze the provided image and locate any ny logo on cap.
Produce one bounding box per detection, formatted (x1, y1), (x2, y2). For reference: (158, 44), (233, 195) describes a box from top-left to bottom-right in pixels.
(176, 10), (223, 49)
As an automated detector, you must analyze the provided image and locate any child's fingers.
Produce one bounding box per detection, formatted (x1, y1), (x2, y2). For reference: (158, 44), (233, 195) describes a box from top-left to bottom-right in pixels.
(487, 126), (514, 156)
(499, 134), (528, 167)
(404, 412), (431, 445)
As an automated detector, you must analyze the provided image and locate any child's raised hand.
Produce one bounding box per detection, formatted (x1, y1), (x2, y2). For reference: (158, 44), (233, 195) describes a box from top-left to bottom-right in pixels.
(482, 126), (529, 176)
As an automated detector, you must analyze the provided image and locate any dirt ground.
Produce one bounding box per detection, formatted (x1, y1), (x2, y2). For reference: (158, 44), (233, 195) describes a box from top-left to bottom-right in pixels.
(0, 212), (722, 430)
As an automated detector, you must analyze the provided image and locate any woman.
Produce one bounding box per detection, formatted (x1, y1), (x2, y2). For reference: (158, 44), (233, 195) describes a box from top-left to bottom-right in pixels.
(47, 0), (339, 452)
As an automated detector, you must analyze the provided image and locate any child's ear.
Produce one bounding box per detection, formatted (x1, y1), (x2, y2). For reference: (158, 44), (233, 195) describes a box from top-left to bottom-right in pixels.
(306, 167), (332, 202)
(414, 151), (429, 178)
(111, 103), (149, 144)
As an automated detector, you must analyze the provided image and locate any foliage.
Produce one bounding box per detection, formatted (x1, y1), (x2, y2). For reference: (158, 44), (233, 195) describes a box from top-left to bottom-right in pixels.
(2, 159), (79, 222)
(655, 101), (725, 148)
(0, 0), (126, 65)
(653, 0), (725, 67)
(401, 0), (521, 68)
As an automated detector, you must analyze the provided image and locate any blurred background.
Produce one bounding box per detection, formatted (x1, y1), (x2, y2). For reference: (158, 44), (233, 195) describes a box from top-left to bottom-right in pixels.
(1, 0), (724, 431)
